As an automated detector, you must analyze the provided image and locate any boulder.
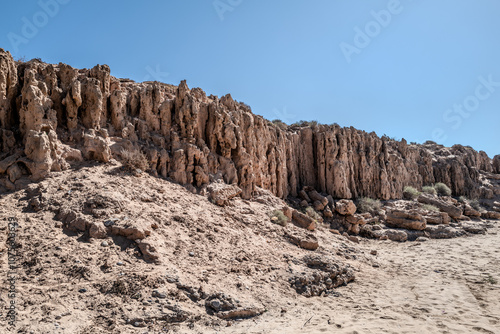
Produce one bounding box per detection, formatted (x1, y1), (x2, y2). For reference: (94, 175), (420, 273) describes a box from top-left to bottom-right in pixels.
(323, 206), (333, 218)
(417, 194), (462, 219)
(425, 225), (464, 239)
(207, 182), (242, 206)
(386, 210), (426, 230)
(482, 211), (500, 220)
(83, 131), (111, 162)
(335, 200), (356, 216)
(424, 211), (450, 225)
(285, 231), (319, 250)
(463, 204), (481, 217)
(292, 210), (316, 230)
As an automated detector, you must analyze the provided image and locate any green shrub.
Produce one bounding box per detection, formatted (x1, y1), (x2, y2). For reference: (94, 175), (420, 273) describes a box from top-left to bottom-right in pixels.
(422, 186), (437, 195)
(357, 197), (382, 213)
(268, 210), (288, 226)
(469, 199), (483, 211)
(458, 196), (468, 203)
(403, 186), (421, 200)
(434, 183), (452, 196)
(291, 120), (318, 128)
(305, 206), (322, 221)
(422, 204), (440, 212)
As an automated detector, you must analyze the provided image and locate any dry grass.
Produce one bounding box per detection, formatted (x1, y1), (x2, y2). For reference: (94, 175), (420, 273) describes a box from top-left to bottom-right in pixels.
(120, 148), (148, 172)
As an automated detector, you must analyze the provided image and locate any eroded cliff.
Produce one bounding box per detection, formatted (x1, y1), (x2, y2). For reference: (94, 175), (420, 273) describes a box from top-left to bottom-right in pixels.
(0, 48), (498, 199)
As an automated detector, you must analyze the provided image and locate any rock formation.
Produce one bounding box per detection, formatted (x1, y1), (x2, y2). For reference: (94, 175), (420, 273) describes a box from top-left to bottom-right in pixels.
(1, 48), (499, 200)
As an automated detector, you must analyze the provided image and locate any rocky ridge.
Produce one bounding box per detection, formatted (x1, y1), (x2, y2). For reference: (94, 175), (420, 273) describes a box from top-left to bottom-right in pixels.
(1, 48), (499, 201)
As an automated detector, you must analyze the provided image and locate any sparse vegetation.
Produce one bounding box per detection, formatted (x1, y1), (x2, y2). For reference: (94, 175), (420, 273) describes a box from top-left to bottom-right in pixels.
(268, 210), (288, 226)
(434, 182), (452, 196)
(357, 197), (382, 214)
(422, 186), (437, 195)
(271, 119), (288, 131)
(458, 196), (468, 203)
(422, 204), (440, 212)
(120, 148), (148, 172)
(403, 186), (421, 200)
(305, 206), (322, 221)
(469, 199), (483, 211)
(15, 55), (27, 63)
(291, 120), (318, 128)
(485, 274), (498, 285)
(424, 140), (437, 145)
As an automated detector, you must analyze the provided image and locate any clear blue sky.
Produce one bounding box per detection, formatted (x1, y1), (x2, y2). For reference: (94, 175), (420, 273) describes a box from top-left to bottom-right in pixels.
(1, 0), (499, 157)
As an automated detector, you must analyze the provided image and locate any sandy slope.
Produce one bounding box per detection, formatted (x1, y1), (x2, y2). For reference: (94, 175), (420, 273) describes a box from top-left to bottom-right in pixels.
(0, 163), (499, 334)
(217, 227), (500, 334)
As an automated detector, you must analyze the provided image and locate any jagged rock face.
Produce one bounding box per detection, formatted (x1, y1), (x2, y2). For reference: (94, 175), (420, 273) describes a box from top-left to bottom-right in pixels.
(0, 48), (498, 199)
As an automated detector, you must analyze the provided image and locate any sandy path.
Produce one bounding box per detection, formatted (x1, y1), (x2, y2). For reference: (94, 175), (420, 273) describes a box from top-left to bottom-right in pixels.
(213, 225), (500, 334)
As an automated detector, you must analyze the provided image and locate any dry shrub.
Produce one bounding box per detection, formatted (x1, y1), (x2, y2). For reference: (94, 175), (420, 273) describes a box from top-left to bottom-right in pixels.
(120, 148), (148, 172)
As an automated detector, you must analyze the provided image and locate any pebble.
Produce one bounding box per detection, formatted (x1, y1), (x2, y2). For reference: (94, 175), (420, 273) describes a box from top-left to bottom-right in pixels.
(189, 252), (195, 257)
(166, 276), (178, 283)
(79, 288), (87, 293)
(152, 290), (167, 299)
(117, 261), (124, 266)
(210, 299), (221, 311)
(101, 241), (109, 247)
(370, 250), (378, 256)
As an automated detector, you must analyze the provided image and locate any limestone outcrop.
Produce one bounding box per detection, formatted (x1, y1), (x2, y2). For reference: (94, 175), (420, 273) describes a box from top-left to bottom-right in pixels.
(1, 48), (499, 201)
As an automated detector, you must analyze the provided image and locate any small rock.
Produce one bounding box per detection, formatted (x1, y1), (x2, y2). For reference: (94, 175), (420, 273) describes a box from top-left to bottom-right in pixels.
(104, 219), (116, 227)
(347, 235), (359, 243)
(152, 290), (167, 299)
(101, 241), (109, 247)
(210, 299), (222, 311)
(79, 288), (87, 293)
(416, 236), (429, 242)
(166, 276), (178, 283)
(117, 261), (124, 266)
(370, 250), (377, 256)
(189, 252), (195, 257)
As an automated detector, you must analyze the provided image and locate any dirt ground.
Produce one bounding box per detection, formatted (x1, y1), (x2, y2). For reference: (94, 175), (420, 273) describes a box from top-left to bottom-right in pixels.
(217, 227), (500, 334)
(0, 163), (499, 334)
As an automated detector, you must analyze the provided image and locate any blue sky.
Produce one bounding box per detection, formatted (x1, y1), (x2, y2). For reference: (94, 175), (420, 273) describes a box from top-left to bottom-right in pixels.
(1, 0), (499, 157)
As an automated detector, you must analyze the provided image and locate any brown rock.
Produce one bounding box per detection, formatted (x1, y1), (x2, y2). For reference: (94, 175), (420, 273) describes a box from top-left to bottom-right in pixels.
(417, 194), (462, 219)
(313, 200), (325, 211)
(137, 239), (160, 263)
(83, 131), (111, 162)
(285, 231), (318, 250)
(298, 189), (311, 202)
(88, 222), (107, 239)
(482, 211), (500, 220)
(464, 204), (481, 217)
(424, 212), (450, 225)
(386, 210), (426, 230)
(6, 163), (22, 182)
(335, 200), (356, 216)
(323, 206), (333, 218)
(282, 206), (293, 220)
(207, 182), (242, 206)
(292, 210), (316, 230)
